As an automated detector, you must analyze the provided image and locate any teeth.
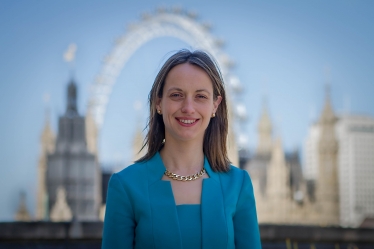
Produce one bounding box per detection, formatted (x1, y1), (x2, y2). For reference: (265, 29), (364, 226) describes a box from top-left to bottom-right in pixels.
(179, 119), (196, 124)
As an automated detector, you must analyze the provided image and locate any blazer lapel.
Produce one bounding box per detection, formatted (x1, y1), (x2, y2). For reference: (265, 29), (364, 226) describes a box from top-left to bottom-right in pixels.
(147, 153), (183, 249)
(201, 158), (228, 248)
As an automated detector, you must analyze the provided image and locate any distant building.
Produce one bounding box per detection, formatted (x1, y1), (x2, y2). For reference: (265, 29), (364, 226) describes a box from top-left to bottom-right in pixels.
(245, 90), (342, 226)
(304, 123), (320, 180)
(314, 88), (340, 225)
(46, 79), (101, 221)
(15, 192), (31, 222)
(336, 115), (374, 227)
(244, 101), (310, 224)
(304, 92), (374, 227)
(50, 186), (72, 222)
(36, 110), (55, 220)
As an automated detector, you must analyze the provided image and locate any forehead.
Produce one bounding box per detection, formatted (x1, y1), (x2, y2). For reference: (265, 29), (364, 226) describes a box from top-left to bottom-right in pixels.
(164, 63), (213, 91)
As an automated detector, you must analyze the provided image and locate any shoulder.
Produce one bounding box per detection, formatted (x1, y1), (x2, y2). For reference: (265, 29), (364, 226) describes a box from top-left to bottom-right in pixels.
(215, 165), (253, 196)
(218, 165), (251, 183)
(227, 164), (248, 176)
(111, 160), (149, 186)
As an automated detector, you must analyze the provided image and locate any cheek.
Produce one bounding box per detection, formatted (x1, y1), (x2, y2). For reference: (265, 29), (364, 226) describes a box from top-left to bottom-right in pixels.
(161, 106), (175, 123)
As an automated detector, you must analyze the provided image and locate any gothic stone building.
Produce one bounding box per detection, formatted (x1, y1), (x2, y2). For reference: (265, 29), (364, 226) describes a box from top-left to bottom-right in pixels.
(46, 80), (101, 221)
(244, 93), (340, 226)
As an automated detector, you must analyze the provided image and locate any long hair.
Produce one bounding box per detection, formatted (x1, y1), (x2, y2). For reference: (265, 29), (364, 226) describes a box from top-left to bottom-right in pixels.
(136, 49), (230, 172)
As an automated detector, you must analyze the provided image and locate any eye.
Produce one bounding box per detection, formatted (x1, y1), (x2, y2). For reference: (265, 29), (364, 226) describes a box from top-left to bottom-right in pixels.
(170, 92), (183, 98)
(196, 94), (208, 99)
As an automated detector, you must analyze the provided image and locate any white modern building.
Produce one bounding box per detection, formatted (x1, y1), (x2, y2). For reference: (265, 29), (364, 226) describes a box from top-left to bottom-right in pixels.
(304, 113), (374, 227)
(336, 115), (374, 227)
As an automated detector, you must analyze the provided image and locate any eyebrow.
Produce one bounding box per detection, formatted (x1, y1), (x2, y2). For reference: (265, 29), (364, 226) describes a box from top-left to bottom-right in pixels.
(196, 89), (211, 95)
(166, 87), (212, 95)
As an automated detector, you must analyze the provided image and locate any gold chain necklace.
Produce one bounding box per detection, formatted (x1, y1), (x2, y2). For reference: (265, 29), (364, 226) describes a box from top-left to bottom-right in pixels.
(164, 168), (206, 181)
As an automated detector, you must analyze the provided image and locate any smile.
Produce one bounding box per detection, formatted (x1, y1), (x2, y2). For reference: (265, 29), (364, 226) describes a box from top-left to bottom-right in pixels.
(176, 118), (198, 124)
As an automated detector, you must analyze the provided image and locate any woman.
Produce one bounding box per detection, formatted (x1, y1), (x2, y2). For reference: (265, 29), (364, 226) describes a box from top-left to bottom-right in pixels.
(102, 50), (261, 249)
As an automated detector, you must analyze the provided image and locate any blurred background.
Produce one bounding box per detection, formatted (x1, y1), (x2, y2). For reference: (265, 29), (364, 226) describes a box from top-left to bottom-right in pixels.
(1, 0), (374, 247)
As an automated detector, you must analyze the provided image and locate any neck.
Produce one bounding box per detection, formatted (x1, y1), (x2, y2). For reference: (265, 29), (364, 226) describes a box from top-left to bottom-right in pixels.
(160, 137), (204, 175)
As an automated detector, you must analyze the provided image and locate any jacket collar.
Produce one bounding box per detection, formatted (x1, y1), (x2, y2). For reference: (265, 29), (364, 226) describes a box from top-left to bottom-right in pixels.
(145, 151), (165, 185)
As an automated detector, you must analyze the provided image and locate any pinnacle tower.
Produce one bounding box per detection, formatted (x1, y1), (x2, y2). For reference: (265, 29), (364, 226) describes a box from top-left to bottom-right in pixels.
(66, 79), (78, 117)
(316, 85), (339, 225)
(36, 109), (55, 220)
(46, 78), (101, 221)
(257, 98), (273, 156)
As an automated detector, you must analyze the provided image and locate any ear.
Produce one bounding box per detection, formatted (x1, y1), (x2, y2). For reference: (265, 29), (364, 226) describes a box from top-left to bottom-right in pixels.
(156, 97), (162, 111)
(213, 96), (222, 113)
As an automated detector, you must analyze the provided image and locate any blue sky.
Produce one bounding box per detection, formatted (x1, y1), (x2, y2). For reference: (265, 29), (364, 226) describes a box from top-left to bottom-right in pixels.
(0, 0), (373, 220)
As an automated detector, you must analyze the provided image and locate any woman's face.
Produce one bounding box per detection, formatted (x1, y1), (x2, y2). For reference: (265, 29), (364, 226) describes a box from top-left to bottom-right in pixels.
(156, 63), (222, 144)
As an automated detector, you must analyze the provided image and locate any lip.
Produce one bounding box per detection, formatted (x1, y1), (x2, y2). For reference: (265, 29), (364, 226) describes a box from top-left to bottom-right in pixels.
(175, 117), (199, 127)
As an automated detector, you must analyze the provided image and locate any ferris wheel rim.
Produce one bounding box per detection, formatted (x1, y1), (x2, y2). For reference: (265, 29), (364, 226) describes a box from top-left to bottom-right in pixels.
(87, 8), (244, 131)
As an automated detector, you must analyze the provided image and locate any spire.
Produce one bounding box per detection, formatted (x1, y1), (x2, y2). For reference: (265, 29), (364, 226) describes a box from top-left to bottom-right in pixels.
(319, 83), (336, 126)
(85, 110), (98, 154)
(259, 97), (272, 132)
(65, 79), (79, 117)
(41, 93), (54, 142)
(63, 43), (79, 117)
(41, 108), (55, 151)
(319, 67), (335, 125)
(50, 186), (73, 222)
(257, 97), (273, 155)
(316, 83), (339, 225)
(318, 83), (338, 153)
(267, 137), (289, 197)
(36, 102), (55, 221)
(15, 192), (31, 221)
(325, 82), (331, 100)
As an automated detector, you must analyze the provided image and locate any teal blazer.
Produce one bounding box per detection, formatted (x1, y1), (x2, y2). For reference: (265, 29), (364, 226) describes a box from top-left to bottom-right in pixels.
(102, 152), (261, 249)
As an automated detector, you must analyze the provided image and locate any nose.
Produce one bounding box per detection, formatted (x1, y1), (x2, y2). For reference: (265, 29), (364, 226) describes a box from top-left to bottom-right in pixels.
(181, 97), (195, 114)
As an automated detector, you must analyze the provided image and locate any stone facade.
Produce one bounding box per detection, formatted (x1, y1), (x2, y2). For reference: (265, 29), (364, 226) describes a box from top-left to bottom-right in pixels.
(35, 112), (55, 220)
(314, 90), (340, 225)
(246, 92), (340, 225)
(50, 186), (72, 222)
